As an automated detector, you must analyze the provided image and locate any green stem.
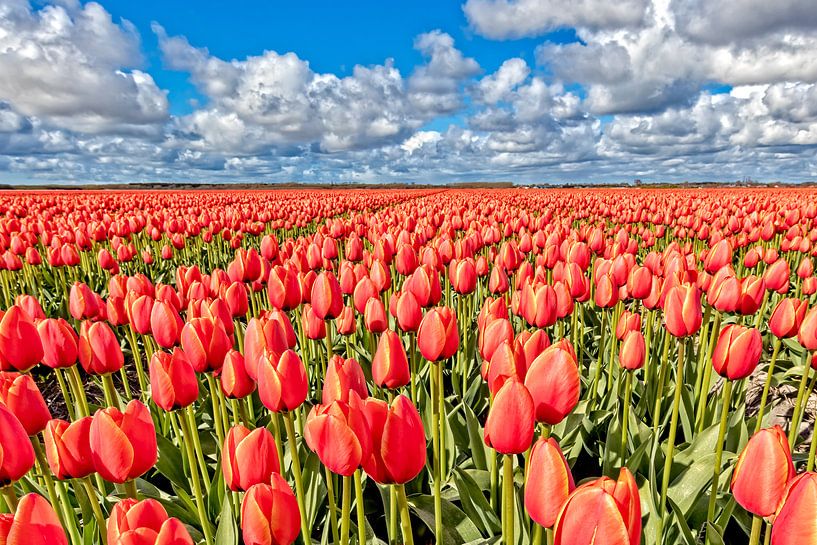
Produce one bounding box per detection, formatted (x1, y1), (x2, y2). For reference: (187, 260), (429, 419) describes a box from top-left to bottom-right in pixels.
(748, 515), (762, 545)
(1, 485), (18, 511)
(55, 369), (76, 421)
(325, 466), (340, 545)
(182, 409), (211, 494)
(101, 372), (121, 410)
(389, 486), (398, 545)
(532, 524), (543, 545)
(695, 314), (722, 432)
(788, 353), (813, 448)
(124, 479), (138, 499)
(395, 484), (414, 545)
(354, 470), (366, 545)
(652, 331), (671, 432)
(206, 374), (225, 450)
(754, 338), (781, 434)
(621, 371), (634, 463)
(81, 477), (108, 545)
(657, 338), (686, 543)
(32, 437), (75, 543)
(341, 475), (352, 545)
(283, 410), (311, 544)
(180, 406), (213, 545)
(68, 365), (90, 416)
(705, 380), (733, 545)
(431, 361), (443, 545)
(589, 313), (607, 408)
(502, 455), (514, 545)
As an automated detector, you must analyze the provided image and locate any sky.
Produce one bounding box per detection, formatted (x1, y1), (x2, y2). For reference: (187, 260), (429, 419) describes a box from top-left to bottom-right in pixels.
(0, 0), (816, 185)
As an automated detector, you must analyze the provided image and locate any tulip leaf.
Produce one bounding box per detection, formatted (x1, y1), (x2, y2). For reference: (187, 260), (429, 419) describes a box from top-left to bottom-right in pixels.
(215, 494), (238, 545)
(453, 467), (501, 536)
(155, 432), (190, 494)
(463, 403), (488, 471)
(705, 522), (726, 545)
(666, 496), (699, 545)
(408, 493), (482, 545)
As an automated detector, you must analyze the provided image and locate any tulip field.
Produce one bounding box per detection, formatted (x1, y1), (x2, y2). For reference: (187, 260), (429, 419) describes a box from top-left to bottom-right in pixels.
(3, 188), (817, 545)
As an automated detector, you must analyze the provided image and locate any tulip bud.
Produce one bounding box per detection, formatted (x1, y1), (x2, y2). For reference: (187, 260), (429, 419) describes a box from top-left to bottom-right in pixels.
(222, 425), (280, 492)
(241, 474), (301, 545)
(393, 290), (422, 333)
(615, 311), (641, 341)
(0, 306), (44, 372)
(525, 437), (575, 528)
(524, 341), (580, 425)
(355, 394), (426, 484)
(301, 304), (326, 340)
(305, 399), (371, 476)
(372, 330), (410, 390)
(484, 340), (525, 394)
(180, 317), (232, 373)
(0, 403), (35, 484)
(449, 258), (477, 294)
(323, 355), (368, 405)
(663, 284), (702, 337)
(364, 297), (388, 333)
(764, 259), (790, 294)
(619, 330), (645, 371)
(730, 425), (794, 517)
(43, 417), (95, 480)
(0, 493), (68, 545)
(553, 468), (641, 545)
(770, 298), (808, 339)
(107, 498), (170, 545)
(150, 300), (183, 349)
(78, 321), (124, 375)
(257, 349), (308, 413)
(798, 306), (817, 350)
(220, 350), (256, 399)
(515, 329), (551, 374)
(0, 372), (51, 436)
(771, 472), (817, 545)
(149, 349), (199, 411)
(90, 400), (157, 483)
(417, 307), (459, 362)
(484, 377), (534, 455)
(312, 271), (343, 320)
(711, 324), (762, 381)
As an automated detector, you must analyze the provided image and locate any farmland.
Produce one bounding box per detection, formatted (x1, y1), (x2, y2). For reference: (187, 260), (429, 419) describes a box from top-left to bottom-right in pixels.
(0, 187), (816, 545)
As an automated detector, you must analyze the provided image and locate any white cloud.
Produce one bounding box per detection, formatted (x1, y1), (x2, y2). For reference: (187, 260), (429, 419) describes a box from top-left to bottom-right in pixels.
(477, 58), (530, 103)
(463, 0), (651, 39)
(0, 0), (168, 134)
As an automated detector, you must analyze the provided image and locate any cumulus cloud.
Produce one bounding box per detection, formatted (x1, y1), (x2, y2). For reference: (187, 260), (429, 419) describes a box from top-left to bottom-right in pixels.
(0, 0), (168, 134)
(463, 0), (651, 39)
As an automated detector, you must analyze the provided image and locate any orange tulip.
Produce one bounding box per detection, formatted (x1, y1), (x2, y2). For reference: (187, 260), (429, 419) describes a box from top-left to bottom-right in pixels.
(107, 498), (170, 545)
(89, 400), (157, 483)
(619, 331), (645, 371)
(711, 324), (762, 381)
(222, 425), (280, 492)
(150, 300), (183, 349)
(770, 472), (817, 545)
(355, 394), (426, 484)
(553, 468), (641, 545)
(43, 417), (95, 480)
(0, 493), (68, 545)
(241, 474), (301, 545)
(663, 283), (702, 338)
(731, 425), (794, 517)
(769, 298), (808, 339)
(525, 437), (575, 528)
(524, 342), (580, 425)
(0, 403), (35, 484)
(311, 271), (343, 320)
(305, 399), (371, 476)
(417, 306), (459, 362)
(0, 372), (51, 436)
(484, 377), (534, 455)
(371, 330), (410, 389)
(257, 349), (308, 413)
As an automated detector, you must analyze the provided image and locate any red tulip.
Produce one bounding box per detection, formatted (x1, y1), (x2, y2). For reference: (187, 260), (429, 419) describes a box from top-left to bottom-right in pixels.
(711, 324), (762, 380)
(220, 350), (256, 399)
(449, 258), (477, 294)
(241, 474), (301, 545)
(180, 317), (232, 373)
(417, 306), (459, 362)
(43, 417), (95, 480)
(0, 493), (68, 545)
(798, 306), (817, 350)
(771, 472), (817, 545)
(484, 377), (534, 455)
(355, 394), (426, 484)
(0, 306), (44, 372)
(150, 300), (183, 349)
(731, 425), (794, 517)
(305, 399), (371, 476)
(222, 425), (280, 492)
(524, 342), (580, 425)
(615, 311), (641, 341)
(267, 266), (302, 311)
(0, 403), (35, 484)
(257, 349), (308, 413)
(392, 290), (422, 333)
(484, 340), (525, 394)
(764, 259), (790, 294)
(769, 298), (808, 339)
(78, 321), (124, 375)
(149, 349), (199, 411)
(525, 437), (575, 528)
(107, 498), (169, 545)
(663, 284), (702, 337)
(69, 282), (101, 321)
(323, 355), (368, 405)
(301, 304), (326, 340)
(127, 293), (154, 335)
(335, 305), (356, 335)
(553, 468), (641, 545)
(311, 271), (343, 320)
(371, 330), (410, 389)
(90, 400), (157, 483)
(0, 372), (51, 436)
(619, 331), (645, 371)
(364, 297), (388, 333)
(479, 316), (514, 363)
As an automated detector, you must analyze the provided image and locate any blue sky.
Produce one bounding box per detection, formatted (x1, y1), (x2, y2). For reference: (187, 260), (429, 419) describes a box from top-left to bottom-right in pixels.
(1, 0), (816, 184)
